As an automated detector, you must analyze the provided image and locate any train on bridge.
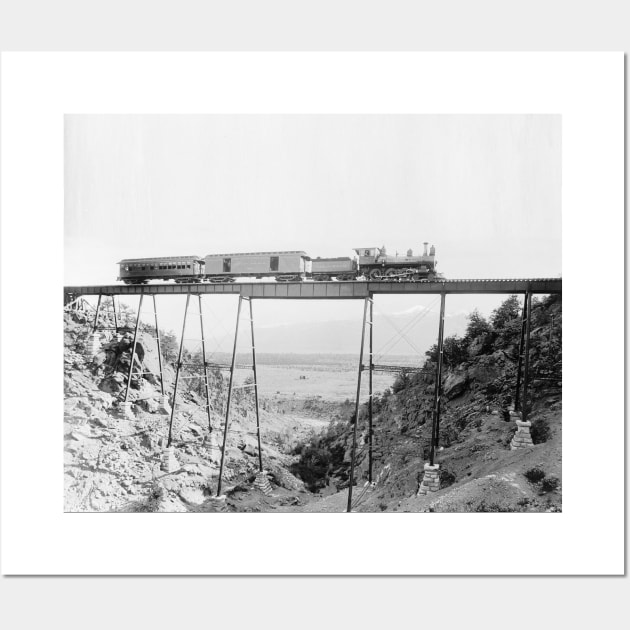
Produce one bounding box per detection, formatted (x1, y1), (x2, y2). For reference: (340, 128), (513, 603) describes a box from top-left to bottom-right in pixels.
(118, 243), (440, 284)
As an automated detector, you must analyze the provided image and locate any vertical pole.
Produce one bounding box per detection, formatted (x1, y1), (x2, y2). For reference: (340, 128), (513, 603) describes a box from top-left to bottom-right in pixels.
(92, 294), (102, 333)
(249, 299), (263, 473)
(198, 295), (213, 432)
(217, 296), (244, 496)
(111, 295), (119, 333)
(368, 297), (374, 483)
(522, 292), (533, 422)
(167, 294), (190, 447)
(123, 294), (144, 404)
(429, 293), (446, 466)
(514, 294), (528, 412)
(347, 297), (369, 513)
(153, 295), (165, 396)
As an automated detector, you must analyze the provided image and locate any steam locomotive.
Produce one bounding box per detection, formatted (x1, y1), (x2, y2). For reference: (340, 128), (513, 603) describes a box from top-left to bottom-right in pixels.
(118, 243), (439, 284)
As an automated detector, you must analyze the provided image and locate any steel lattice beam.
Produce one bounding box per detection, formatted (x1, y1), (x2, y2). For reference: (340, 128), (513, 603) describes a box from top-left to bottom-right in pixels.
(65, 277), (562, 301)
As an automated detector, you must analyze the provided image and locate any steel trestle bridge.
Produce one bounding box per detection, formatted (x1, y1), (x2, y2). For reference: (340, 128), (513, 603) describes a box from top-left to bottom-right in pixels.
(65, 278), (561, 301)
(65, 277), (561, 512)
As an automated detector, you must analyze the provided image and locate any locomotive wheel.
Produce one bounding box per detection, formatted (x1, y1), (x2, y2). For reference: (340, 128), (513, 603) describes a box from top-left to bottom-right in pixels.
(369, 268), (384, 280)
(385, 268), (399, 278)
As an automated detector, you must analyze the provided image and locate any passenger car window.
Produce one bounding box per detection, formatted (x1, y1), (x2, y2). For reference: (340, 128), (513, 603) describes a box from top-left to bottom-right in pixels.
(270, 256), (279, 271)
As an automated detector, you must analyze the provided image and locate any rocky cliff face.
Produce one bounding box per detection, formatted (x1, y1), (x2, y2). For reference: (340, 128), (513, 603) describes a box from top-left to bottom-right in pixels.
(63, 309), (306, 512)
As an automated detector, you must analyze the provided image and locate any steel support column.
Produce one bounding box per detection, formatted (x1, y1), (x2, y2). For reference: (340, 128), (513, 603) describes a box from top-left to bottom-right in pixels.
(514, 293), (529, 413)
(347, 297), (370, 512)
(152, 295), (165, 397)
(522, 292), (533, 422)
(217, 296), (244, 496)
(368, 297), (374, 484)
(167, 294), (191, 447)
(111, 295), (120, 333)
(249, 298), (264, 473)
(92, 294), (102, 333)
(198, 295), (213, 433)
(123, 294), (144, 404)
(429, 293), (446, 466)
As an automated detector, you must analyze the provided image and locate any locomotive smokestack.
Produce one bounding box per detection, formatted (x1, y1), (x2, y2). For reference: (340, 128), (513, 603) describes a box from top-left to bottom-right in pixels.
(423, 242), (428, 256)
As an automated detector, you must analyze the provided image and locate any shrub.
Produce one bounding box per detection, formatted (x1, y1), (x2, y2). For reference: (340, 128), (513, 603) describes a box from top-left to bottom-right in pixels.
(470, 500), (517, 513)
(465, 310), (492, 341)
(291, 443), (333, 492)
(491, 295), (521, 329)
(425, 335), (468, 368)
(392, 371), (411, 394)
(530, 418), (551, 444)
(540, 476), (560, 493)
(439, 468), (456, 489)
(143, 481), (165, 512)
(524, 467), (546, 483)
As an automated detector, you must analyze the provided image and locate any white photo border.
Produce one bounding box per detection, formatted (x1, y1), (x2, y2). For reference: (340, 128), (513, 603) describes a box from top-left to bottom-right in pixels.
(0, 52), (624, 575)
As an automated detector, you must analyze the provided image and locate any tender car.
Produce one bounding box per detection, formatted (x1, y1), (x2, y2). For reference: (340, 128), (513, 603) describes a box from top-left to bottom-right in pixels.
(310, 256), (357, 281)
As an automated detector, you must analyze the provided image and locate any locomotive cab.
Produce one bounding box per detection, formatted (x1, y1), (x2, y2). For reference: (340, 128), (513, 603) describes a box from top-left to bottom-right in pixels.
(353, 247), (381, 266)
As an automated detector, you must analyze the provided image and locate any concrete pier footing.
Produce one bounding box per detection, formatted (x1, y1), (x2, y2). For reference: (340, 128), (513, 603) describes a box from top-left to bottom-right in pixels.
(159, 394), (171, 414)
(417, 463), (441, 495)
(161, 447), (179, 473)
(86, 333), (100, 357)
(510, 414), (534, 449)
(120, 401), (135, 419)
(254, 471), (273, 496)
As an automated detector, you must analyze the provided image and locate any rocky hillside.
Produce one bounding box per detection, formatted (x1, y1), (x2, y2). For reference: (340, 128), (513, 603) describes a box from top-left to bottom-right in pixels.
(64, 294), (561, 513)
(64, 304), (309, 512)
(289, 294), (562, 512)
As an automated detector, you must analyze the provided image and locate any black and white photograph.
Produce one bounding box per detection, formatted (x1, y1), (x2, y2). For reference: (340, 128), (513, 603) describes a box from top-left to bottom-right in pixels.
(63, 114), (562, 514)
(1, 50), (623, 581)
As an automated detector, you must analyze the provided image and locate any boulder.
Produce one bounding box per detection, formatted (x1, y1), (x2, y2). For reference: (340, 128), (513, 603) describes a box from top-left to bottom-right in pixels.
(99, 373), (126, 395)
(443, 372), (468, 400)
(467, 364), (499, 386)
(139, 397), (160, 414)
(188, 424), (204, 437)
(179, 487), (206, 505)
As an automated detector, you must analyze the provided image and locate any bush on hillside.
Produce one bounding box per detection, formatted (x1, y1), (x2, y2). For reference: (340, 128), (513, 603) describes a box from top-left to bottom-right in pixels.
(540, 476), (560, 493)
(524, 466), (546, 483)
(425, 335), (468, 368)
(491, 295), (521, 330)
(465, 309), (492, 342)
(530, 417), (551, 444)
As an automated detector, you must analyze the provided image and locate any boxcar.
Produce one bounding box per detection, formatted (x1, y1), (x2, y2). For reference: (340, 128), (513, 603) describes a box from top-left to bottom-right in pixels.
(118, 256), (205, 284)
(203, 251), (311, 281)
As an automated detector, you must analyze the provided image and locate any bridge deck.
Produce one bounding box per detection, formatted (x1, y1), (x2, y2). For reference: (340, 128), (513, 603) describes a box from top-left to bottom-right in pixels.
(64, 278), (561, 300)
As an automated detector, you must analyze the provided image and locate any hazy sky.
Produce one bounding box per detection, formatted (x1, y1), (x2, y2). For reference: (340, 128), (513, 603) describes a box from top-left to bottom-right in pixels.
(65, 115), (561, 339)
